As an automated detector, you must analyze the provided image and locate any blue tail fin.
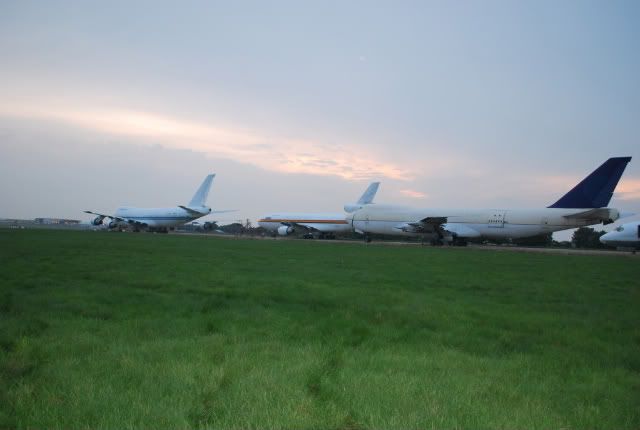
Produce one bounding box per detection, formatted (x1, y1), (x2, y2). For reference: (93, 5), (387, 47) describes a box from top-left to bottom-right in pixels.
(548, 157), (632, 208)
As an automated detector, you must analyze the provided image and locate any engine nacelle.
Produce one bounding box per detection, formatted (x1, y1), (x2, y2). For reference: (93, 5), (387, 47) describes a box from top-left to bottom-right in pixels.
(203, 222), (217, 231)
(277, 225), (294, 236)
(92, 216), (105, 226)
(108, 220), (121, 229)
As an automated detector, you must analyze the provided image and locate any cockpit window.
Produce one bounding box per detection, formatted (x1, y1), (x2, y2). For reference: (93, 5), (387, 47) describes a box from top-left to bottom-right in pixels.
(615, 226), (624, 232)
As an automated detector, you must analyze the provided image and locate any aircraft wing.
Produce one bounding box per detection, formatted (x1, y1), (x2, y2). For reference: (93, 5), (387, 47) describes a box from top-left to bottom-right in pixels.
(280, 221), (321, 232)
(394, 216), (482, 238)
(280, 221), (349, 233)
(84, 210), (123, 222)
(394, 216), (448, 234)
(84, 211), (148, 227)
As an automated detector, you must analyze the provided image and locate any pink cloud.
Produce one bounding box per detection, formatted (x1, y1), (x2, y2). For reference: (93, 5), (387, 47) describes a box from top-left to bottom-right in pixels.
(0, 104), (413, 181)
(400, 189), (427, 199)
(615, 178), (640, 200)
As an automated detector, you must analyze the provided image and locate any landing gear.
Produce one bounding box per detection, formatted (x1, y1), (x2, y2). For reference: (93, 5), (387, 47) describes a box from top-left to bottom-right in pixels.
(315, 233), (336, 240)
(364, 234), (372, 243)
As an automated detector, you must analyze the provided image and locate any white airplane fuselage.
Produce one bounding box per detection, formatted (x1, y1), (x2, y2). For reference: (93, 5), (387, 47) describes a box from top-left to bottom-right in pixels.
(258, 212), (352, 235)
(351, 205), (620, 240)
(113, 206), (210, 229)
(600, 221), (640, 248)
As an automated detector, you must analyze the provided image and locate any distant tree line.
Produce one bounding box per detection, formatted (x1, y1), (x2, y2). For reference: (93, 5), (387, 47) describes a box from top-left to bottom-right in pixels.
(571, 227), (607, 249)
(185, 221), (611, 249)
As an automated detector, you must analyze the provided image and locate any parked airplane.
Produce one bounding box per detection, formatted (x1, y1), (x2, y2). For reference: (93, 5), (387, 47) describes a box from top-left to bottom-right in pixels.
(86, 174), (227, 233)
(351, 157), (632, 244)
(258, 182), (380, 238)
(600, 221), (640, 250)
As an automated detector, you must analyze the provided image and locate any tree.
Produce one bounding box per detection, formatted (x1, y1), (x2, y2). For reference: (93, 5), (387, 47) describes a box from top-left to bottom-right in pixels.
(571, 227), (606, 249)
(513, 233), (553, 247)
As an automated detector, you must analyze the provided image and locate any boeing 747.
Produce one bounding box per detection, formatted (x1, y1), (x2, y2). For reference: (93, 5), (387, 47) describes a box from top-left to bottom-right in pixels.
(351, 157), (632, 244)
(86, 174), (229, 233)
(258, 182), (380, 238)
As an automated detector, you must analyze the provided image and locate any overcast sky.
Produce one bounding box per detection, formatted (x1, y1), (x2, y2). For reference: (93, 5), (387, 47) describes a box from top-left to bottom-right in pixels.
(1, 1), (638, 239)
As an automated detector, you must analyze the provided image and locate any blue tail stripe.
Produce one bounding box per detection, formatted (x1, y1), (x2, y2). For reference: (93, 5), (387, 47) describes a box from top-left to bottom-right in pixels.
(548, 157), (631, 209)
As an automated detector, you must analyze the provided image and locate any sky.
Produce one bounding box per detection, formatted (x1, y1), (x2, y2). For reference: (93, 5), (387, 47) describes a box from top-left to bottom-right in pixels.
(1, 0), (639, 239)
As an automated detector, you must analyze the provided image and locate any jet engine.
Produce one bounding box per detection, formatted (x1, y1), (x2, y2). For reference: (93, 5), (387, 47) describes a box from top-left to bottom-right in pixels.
(92, 216), (105, 226)
(277, 225), (294, 236)
(108, 220), (121, 229)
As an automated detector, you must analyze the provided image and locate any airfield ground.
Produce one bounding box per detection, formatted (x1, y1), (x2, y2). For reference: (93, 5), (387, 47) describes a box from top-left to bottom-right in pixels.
(1, 229), (638, 428)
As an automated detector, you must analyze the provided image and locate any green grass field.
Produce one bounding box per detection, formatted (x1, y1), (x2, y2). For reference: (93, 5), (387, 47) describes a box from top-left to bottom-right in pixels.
(1, 229), (639, 429)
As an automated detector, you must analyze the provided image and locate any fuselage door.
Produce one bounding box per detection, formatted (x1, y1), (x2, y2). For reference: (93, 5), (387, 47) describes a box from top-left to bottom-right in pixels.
(488, 210), (506, 228)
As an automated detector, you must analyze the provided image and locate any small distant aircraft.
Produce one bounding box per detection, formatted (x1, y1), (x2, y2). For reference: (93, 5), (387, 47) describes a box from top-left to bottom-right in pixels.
(351, 157), (632, 244)
(258, 182), (380, 238)
(600, 221), (640, 250)
(86, 174), (231, 233)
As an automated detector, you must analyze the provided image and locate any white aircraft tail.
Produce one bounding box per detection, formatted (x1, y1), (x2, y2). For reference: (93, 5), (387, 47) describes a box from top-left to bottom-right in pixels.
(345, 182), (380, 213)
(188, 174), (215, 207)
(357, 182), (380, 205)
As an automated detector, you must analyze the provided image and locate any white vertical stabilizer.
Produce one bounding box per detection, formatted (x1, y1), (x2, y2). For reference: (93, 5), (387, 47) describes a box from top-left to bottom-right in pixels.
(357, 182), (380, 205)
(188, 174), (215, 207)
(344, 182), (381, 213)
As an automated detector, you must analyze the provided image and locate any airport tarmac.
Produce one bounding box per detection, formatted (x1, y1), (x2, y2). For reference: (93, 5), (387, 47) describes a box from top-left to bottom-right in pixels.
(345, 240), (638, 257)
(175, 231), (638, 257)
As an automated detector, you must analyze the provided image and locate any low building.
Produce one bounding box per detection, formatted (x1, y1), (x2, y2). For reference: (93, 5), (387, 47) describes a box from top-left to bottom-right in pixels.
(34, 218), (81, 225)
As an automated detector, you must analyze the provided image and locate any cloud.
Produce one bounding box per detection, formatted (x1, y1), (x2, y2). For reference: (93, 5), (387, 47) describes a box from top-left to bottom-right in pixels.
(534, 175), (640, 205)
(0, 104), (413, 182)
(615, 178), (640, 201)
(400, 189), (427, 199)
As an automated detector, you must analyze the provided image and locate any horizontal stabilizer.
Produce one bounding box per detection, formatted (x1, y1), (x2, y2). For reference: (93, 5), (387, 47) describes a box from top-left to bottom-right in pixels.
(179, 205), (208, 216)
(563, 208), (620, 224)
(211, 209), (237, 214)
